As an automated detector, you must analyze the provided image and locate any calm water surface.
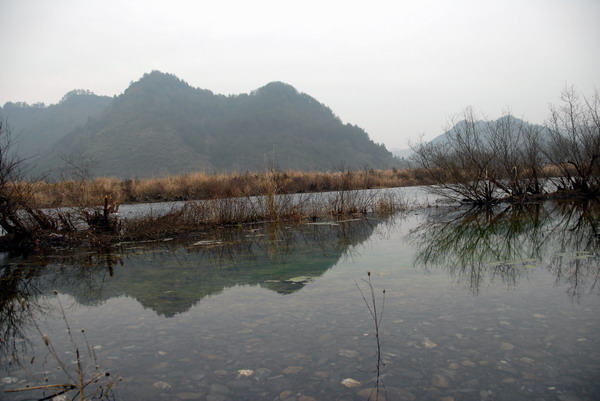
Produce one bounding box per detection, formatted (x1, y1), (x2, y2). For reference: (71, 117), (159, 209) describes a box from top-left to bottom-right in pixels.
(1, 198), (599, 401)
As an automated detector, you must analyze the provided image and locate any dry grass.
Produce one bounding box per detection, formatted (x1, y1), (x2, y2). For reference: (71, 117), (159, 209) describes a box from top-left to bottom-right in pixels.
(119, 190), (408, 241)
(2, 169), (415, 250)
(26, 168), (431, 208)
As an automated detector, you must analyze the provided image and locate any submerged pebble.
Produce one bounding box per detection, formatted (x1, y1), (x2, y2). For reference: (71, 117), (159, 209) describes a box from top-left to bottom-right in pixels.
(282, 366), (303, 374)
(153, 380), (172, 390)
(432, 373), (449, 387)
(1, 377), (18, 384)
(254, 367), (272, 381)
(341, 378), (361, 388)
(237, 369), (254, 377)
(338, 349), (359, 358)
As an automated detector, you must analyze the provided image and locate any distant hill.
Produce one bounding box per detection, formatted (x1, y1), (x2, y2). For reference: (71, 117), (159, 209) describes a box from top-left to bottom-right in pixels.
(0, 90), (112, 161)
(393, 115), (547, 163)
(1, 71), (399, 178)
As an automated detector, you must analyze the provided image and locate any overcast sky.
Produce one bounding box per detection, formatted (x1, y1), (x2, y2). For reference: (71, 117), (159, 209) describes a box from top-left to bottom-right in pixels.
(1, 0), (598, 149)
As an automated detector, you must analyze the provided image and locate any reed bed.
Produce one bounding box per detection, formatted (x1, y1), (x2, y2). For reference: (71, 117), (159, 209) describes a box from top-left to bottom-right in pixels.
(119, 190), (407, 241)
(26, 168), (431, 208)
(2, 168), (413, 250)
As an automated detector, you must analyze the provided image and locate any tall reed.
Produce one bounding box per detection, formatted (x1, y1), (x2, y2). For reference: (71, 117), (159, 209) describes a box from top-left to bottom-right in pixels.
(5, 291), (119, 400)
(356, 272), (387, 401)
(27, 168), (429, 208)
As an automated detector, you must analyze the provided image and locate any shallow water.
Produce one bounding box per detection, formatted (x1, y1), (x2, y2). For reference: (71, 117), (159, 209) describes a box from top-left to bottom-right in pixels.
(1, 199), (599, 401)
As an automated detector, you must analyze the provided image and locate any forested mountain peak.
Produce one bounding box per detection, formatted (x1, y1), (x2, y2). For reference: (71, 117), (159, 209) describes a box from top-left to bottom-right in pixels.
(122, 70), (206, 98)
(3, 71), (399, 178)
(253, 81), (298, 96)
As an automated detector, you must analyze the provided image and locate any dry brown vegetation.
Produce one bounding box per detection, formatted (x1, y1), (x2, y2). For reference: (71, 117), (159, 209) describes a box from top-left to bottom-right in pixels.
(24, 168), (432, 208)
(412, 87), (600, 205)
(1, 155), (414, 249)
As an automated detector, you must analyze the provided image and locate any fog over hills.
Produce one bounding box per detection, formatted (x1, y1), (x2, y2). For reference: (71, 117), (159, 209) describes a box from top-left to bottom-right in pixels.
(1, 71), (400, 178)
(391, 115), (547, 163)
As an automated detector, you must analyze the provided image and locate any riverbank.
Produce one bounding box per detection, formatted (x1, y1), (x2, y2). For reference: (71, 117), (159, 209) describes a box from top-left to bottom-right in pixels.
(0, 186), (408, 252)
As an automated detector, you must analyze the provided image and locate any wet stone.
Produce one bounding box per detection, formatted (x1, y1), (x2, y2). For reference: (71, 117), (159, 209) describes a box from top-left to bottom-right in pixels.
(153, 380), (172, 390)
(254, 367), (272, 381)
(496, 361), (518, 374)
(209, 383), (230, 395)
(237, 369), (254, 377)
(190, 373), (206, 381)
(282, 366), (303, 374)
(341, 378), (361, 388)
(432, 374), (449, 388)
(338, 349), (359, 358)
(500, 342), (515, 351)
(299, 396), (317, 401)
(1, 377), (18, 384)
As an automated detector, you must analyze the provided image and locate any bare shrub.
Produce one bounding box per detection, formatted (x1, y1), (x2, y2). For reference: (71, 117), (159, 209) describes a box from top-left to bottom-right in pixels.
(544, 87), (600, 194)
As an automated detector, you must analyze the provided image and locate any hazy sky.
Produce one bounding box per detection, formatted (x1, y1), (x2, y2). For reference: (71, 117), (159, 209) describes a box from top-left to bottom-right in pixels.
(1, 0), (598, 149)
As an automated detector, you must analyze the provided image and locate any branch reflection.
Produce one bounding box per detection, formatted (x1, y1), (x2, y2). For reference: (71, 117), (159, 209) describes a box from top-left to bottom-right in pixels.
(410, 200), (600, 298)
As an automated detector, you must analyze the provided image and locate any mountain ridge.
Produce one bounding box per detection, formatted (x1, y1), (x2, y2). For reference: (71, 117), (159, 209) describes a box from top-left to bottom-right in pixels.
(2, 71), (399, 178)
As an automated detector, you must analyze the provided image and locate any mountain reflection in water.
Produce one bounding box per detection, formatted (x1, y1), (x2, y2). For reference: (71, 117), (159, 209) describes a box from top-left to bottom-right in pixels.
(1, 199), (599, 401)
(0, 219), (381, 357)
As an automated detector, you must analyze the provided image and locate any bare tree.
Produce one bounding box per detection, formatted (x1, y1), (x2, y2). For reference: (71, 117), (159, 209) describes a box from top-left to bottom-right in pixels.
(0, 121), (37, 236)
(544, 87), (600, 194)
(487, 112), (546, 198)
(0, 121), (65, 245)
(411, 107), (500, 204)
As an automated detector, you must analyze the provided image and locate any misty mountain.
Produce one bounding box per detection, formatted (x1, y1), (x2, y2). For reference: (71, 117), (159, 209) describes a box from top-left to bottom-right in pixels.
(392, 115), (547, 162)
(2, 71), (399, 178)
(0, 90), (112, 161)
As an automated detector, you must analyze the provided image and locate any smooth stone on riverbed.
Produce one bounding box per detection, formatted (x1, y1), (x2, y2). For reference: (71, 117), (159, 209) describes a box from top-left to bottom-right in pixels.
(282, 366), (304, 374)
(432, 373), (449, 387)
(153, 380), (172, 390)
(209, 383), (230, 395)
(254, 367), (272, 381)
(341, 378), (361, 388)
(338, 349), (359, 358)
(500, 342), (515, 351)
(237, 369), (254, 377)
